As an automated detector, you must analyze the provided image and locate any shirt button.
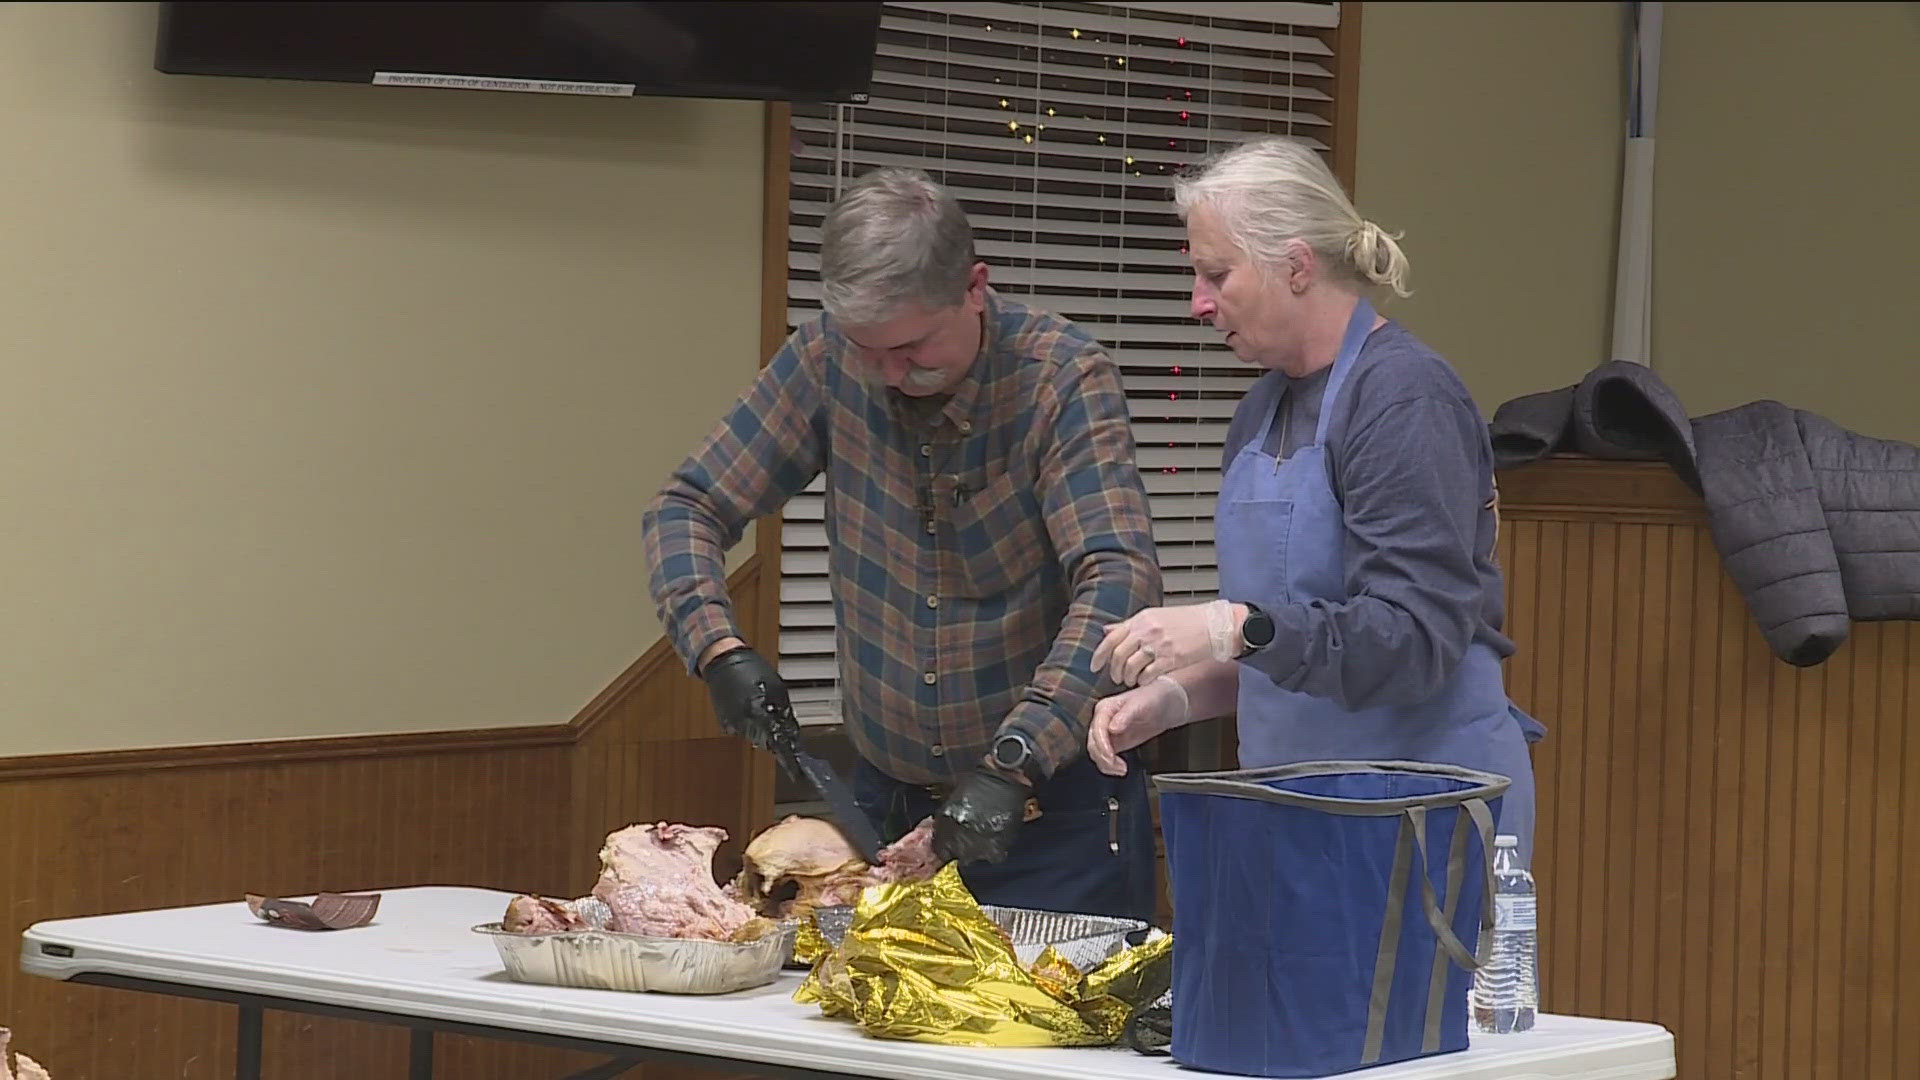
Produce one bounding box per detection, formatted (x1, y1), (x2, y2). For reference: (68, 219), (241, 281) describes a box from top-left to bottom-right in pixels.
(958, 420), (973, 434)
(922, 671), (937, 685)
(920, 444), (932, 457)
(926, 594), (939, 608)
(931, 744), (945, 757)
(925, 520), (936, 534)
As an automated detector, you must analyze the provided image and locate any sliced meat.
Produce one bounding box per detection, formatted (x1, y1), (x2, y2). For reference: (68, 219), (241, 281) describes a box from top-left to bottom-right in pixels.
(592, 822), (758, 940)
(874, 817), (941, 883)
(501, 895), (587, 934)
(737, 816), (868, 917)
(735, 815), (945, 917)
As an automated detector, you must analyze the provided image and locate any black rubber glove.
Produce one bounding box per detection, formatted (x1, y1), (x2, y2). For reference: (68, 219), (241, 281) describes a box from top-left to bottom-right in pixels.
(932, 766), (1030, 865)
(699, 645), (791, 753)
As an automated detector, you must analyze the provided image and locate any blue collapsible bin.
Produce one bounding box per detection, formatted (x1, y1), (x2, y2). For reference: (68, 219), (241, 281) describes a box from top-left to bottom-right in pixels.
(1154, 761), (1509, 1077)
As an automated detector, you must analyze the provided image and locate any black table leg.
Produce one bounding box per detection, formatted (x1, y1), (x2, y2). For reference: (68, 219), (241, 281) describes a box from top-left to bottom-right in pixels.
(235, 1004), (263, 1080)
(410, 1028), (434, 1079)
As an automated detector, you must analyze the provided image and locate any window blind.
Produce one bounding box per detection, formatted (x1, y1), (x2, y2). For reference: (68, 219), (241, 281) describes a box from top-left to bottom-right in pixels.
(780, 0), (1345, 724)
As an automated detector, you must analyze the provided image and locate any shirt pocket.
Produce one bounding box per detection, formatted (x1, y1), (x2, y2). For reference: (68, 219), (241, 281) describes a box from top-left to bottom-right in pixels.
(937, 468), (1051, 599)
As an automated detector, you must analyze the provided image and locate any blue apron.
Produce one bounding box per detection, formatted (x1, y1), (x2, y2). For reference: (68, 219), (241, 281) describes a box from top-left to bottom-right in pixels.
(1215, 298), (1543, 864)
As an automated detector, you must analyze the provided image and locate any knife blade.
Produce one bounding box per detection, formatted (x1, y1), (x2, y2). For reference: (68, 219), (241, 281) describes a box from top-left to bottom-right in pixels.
(763, 700), (886, 864)
(792, 748), (886, 865)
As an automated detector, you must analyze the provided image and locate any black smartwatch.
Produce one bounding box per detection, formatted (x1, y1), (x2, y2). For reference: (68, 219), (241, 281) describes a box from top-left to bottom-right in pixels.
(991, 731), (1044, 784)
(1238, 602), (1276, 657)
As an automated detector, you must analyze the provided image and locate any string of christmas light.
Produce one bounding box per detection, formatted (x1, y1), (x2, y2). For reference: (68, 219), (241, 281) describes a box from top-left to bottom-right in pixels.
(976, 13), (1208, 475)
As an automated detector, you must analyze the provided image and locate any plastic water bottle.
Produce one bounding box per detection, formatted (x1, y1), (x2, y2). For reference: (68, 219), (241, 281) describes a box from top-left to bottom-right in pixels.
(1471, 834), (1537, 1034)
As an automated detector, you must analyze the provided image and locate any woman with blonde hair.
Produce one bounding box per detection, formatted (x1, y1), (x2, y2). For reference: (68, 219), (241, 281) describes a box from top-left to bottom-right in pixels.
(1088, 137), (1545, 861)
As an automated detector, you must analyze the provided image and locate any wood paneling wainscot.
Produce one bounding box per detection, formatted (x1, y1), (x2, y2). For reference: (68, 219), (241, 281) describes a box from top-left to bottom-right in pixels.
(1496, 457), (1919, 1080)
(0, 560), (773, 1079)
(2, 101), (800, 1080)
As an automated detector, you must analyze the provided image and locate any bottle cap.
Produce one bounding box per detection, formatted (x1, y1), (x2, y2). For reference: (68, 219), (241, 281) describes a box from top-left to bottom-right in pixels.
(1493, 834), (1518, 848)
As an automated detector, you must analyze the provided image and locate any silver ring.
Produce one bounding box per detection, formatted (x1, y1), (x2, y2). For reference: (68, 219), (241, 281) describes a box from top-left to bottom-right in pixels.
(1141, 645), (1157, 661)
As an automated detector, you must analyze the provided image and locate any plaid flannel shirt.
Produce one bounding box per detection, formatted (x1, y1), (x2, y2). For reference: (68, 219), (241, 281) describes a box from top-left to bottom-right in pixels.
(642, 289), (1161, 785)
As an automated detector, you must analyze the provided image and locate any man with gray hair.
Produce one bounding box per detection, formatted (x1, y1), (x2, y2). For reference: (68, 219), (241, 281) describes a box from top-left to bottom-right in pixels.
(642, 167), (1161, 921)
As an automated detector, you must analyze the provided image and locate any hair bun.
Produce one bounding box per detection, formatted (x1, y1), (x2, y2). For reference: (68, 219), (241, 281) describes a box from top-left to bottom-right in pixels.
(1352, 221), (1382, 270)
(1350, 219), (1411, 299)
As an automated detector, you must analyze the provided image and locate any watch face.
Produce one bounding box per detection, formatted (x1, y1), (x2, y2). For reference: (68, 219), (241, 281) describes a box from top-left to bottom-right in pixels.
(993, 736), (1027, 768)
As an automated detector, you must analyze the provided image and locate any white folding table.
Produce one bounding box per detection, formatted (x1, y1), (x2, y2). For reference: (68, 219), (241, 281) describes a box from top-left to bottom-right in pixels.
(20, 885), (1674, 1080)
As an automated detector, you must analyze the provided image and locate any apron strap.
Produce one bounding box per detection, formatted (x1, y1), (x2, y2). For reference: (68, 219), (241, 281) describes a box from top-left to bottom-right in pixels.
(1312, 296), (1378, 446)
(1253, 378), (1287, 451)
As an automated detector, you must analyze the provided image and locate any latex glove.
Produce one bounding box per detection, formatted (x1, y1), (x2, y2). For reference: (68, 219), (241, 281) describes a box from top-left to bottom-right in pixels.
(699, 645), (792, 753)
(931, 766), (1030, 865)
(1091, 599), (1240, 687)
(1088, 676), (1191, 776)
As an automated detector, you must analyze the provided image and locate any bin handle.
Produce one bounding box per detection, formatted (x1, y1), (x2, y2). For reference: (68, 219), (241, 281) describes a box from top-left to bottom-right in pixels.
(1359, 796), (1497, 1065)
(1405, 799), (1497, 972)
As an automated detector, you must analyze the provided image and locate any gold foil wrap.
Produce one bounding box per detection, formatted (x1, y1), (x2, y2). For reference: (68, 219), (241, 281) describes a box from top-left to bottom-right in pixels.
(793, 864), (1172, 1047)
(791, 916), (830, 967)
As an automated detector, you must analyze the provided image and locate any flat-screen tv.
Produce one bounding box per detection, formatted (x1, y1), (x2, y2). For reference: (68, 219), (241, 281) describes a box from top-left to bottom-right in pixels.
(154, 1), (881, 103)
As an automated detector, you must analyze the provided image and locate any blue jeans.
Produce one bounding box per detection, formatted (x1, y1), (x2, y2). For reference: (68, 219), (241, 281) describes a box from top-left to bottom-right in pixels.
(853, 753), (1158, 925)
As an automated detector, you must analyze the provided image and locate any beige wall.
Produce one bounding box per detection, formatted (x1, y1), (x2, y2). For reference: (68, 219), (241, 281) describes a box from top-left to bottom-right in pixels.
(0, 4), (765, 754)
(7, 3), (1912, 756)
(1355, 1), (1626, 413)
(1356, 1), (1920, 442)
(1651, 2), (1919, 442)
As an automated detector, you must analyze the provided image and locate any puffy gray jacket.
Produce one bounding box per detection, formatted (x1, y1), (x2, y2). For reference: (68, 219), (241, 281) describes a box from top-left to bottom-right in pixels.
(1488, 361), (1920, 666)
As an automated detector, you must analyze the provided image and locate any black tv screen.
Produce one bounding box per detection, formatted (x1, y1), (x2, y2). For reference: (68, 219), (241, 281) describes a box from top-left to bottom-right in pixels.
(155, 1), (881, 103)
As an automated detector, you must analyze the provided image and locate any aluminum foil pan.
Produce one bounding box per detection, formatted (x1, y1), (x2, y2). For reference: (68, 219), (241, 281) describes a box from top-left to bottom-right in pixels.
(981, 905), (1148, 970)
(811, 903), (1146, 972)
(473, 919), (796, 995)
(814, 904), (856, 947)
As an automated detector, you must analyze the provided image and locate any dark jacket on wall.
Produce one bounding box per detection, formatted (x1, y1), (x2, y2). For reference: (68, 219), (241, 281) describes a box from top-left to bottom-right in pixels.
(1488, 361), (1920, 666)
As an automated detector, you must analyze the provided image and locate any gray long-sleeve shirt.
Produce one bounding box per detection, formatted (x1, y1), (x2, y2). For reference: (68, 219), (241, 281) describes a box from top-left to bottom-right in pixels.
(1220, 320), (1513, 710)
